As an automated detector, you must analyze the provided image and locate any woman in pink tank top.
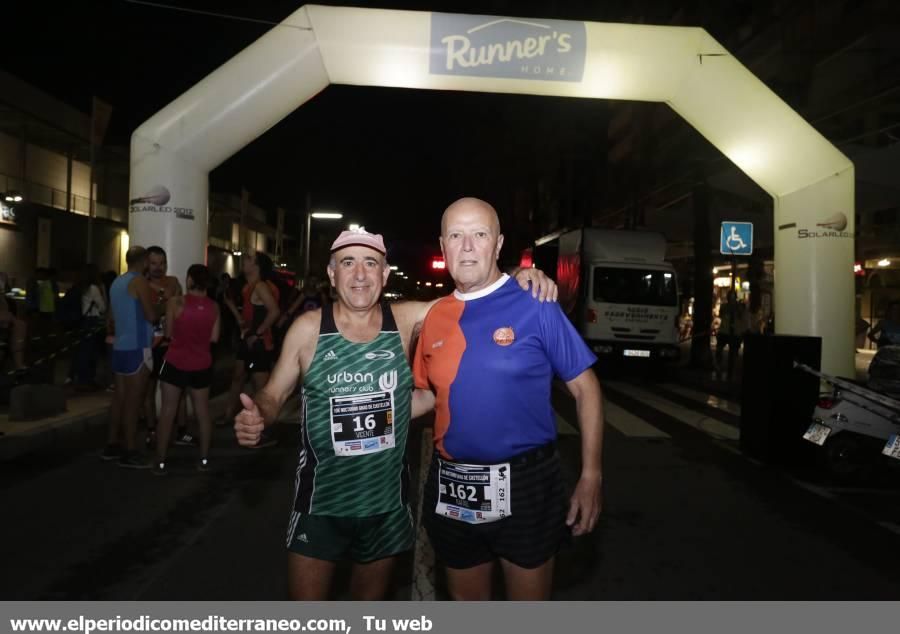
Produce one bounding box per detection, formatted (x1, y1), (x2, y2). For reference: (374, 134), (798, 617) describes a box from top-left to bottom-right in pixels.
(153, 265), (221, 475)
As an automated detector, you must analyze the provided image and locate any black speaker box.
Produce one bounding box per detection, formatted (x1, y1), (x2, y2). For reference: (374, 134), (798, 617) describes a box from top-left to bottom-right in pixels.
(740, 334), (822, 463)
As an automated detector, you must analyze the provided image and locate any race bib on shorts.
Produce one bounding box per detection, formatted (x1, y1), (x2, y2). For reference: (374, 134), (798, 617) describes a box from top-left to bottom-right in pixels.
(330, 391), (396, 456)
(435, 460), (511, 524)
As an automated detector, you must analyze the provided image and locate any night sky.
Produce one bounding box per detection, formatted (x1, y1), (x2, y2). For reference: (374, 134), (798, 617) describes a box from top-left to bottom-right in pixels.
(5, 0), (740, 274)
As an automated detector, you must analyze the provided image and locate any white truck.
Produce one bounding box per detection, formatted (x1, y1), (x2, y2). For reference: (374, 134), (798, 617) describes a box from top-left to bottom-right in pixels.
(531, 228), (680, 365)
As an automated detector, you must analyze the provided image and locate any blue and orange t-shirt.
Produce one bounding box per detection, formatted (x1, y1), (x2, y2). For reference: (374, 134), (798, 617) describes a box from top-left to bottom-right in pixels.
(413, 274), (597, 463)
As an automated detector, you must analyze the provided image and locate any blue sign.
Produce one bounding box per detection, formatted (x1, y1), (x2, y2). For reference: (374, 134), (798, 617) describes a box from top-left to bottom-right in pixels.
(430, 14), (587, 82)
(720, 221), (753, 256)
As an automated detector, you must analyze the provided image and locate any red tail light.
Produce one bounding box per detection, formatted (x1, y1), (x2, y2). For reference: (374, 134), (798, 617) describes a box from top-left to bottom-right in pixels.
(817, 397), (839, 410)
(587, 308), (598, 323)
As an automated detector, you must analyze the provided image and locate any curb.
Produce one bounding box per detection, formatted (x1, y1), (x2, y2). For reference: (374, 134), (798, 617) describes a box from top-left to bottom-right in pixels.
(0, 393), (231, 464)
(0, 404), (111, 462)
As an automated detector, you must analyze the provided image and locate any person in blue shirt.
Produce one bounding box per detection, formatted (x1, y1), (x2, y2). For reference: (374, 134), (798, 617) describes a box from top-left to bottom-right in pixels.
(102, 246), (157, 468)
(413, 197), (605, 600)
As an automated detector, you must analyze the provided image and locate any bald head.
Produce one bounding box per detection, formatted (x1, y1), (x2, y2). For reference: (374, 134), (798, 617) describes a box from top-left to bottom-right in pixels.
(439, 197), (505, 294)
(125, 246), (147, 269)
(441, 197), (501, 237)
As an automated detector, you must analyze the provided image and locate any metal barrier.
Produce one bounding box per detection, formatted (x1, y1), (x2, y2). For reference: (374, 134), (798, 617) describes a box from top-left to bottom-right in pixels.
(1, 325), (104, 378)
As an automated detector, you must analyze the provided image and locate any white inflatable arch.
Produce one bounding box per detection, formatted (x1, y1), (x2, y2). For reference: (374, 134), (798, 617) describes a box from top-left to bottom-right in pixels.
(130, 5), (854, 376)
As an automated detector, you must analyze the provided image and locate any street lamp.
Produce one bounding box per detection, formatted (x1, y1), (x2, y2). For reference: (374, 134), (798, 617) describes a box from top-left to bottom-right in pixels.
(305, 209), (343, 281)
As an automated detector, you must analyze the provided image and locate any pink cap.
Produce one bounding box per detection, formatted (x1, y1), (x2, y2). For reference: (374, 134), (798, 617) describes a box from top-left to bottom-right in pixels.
(329, 228), (386, 255)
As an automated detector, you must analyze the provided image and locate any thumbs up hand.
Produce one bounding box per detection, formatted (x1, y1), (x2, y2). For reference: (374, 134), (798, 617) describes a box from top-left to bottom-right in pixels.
(235, 393), (265, 446)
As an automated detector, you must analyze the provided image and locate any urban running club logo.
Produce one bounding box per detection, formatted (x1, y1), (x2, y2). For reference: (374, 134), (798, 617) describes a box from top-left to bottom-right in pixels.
(429, 13), (586, 82)
(326, 371), (374, 385)
(796, 212), (854, 239)
(378, 370), (398, 393)
(129, 185), (195, 221)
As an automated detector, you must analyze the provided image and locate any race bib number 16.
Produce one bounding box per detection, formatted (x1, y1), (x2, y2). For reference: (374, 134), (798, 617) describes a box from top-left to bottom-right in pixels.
(330, 391), (395, 456)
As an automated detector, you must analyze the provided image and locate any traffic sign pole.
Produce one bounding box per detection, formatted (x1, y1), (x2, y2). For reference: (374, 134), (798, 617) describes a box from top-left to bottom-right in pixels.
(731, 251), (737, 293)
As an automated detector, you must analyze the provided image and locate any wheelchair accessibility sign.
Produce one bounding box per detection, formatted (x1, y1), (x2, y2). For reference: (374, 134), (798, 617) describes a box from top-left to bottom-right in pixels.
(720, 221), (753, 255)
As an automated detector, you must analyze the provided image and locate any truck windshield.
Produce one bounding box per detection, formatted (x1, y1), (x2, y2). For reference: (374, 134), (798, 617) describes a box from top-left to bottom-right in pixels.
(592, 268), (677, 307)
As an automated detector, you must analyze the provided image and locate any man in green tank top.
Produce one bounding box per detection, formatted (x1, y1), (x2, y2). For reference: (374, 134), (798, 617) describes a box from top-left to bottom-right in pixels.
(234, 228), (556, 600)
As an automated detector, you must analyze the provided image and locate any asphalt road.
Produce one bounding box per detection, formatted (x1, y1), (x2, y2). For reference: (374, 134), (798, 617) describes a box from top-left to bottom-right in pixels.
(2, 375), (899, 600)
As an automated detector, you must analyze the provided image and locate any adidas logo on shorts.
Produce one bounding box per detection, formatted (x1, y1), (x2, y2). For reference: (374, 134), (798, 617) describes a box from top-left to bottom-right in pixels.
(298, 533), (309, 543)
(323, 351), (338, 361)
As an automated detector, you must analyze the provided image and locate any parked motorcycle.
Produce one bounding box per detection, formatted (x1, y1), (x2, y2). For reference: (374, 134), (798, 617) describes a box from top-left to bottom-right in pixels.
(796, 347), (900, 480)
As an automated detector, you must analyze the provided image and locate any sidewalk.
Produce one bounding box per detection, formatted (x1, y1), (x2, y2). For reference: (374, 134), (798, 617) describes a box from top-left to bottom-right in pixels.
(0, 354), (237, 463)
(0, 391), (112, 461)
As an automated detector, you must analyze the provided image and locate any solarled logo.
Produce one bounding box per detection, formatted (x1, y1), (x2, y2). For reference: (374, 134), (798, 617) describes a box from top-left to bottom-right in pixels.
(798, 212), (854, 239)
(129, 185), (195, 221)
(430, 13), (587, 82)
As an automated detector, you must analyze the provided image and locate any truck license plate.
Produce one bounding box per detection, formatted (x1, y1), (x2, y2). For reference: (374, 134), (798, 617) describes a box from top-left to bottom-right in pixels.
(623, 349), (651, 358)
(882, 434), (900, 461)
(802, 422), (831, 446)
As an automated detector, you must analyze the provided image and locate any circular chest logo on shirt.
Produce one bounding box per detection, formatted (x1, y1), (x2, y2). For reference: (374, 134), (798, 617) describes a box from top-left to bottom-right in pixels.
(365, 350), (395, 361)
(493, 327), (515, 346)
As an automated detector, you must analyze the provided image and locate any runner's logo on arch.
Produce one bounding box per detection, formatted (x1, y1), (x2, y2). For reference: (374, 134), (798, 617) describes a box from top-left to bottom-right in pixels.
(430, 13), (586, 82)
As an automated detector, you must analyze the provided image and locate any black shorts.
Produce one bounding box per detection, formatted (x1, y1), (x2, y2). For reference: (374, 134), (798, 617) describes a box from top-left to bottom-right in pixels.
(158, 360), (212, 390)
(236, 339), (275, 374)
(151, 345), (167, 378)
(423, 443), (568, 570)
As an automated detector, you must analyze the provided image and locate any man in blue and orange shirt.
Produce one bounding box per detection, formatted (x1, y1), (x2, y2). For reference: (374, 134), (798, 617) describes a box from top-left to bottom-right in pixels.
(414, 197), (605, 600)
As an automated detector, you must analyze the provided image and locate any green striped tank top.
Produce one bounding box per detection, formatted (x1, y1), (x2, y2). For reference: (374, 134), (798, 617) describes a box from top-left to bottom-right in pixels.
(293, 302), (413, 516)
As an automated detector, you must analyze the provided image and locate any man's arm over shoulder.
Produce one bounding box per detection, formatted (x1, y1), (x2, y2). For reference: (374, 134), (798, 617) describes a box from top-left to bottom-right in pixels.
(412, 389), (435, 419)
(508, 267), (558, 302)
(392, 299), (441, 356)
(255, 308), (320, 425)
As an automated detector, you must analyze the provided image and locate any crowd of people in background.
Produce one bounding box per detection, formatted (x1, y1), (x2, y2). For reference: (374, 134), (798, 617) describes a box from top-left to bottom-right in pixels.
(94, 245), (319, 471)
(1, 242), (327, 471)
